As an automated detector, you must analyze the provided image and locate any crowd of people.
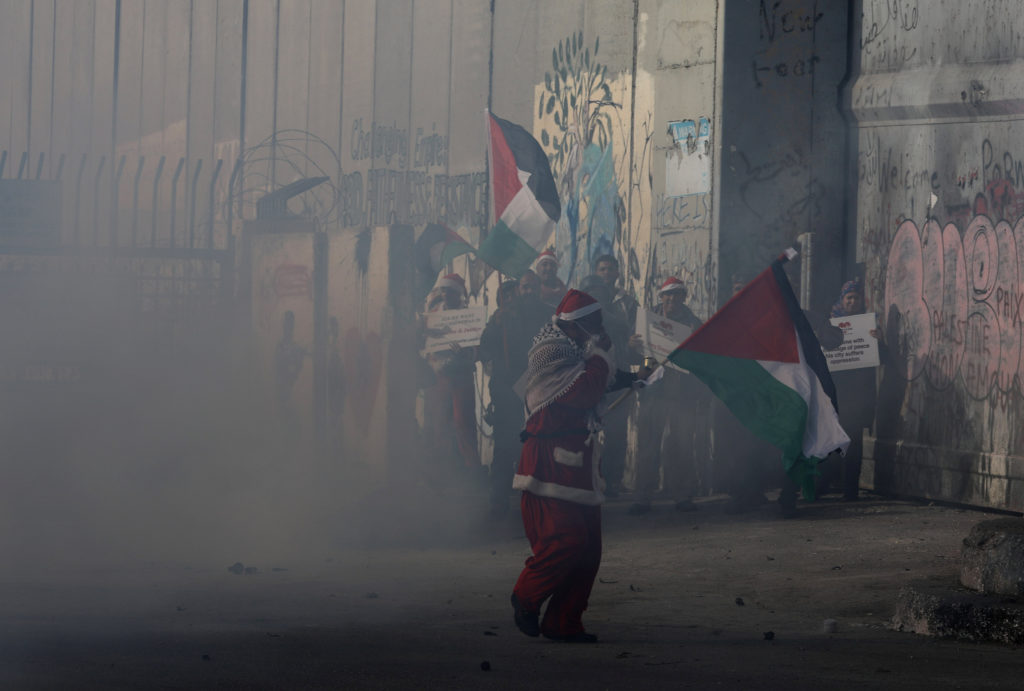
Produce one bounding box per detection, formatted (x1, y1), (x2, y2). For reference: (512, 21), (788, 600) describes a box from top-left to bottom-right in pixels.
(417, 250), (884, 643)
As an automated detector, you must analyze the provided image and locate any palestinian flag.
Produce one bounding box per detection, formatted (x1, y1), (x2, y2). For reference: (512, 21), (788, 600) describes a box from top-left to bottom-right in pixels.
(667, 250), (850, 497)
(415, 223), (475, 298)
(477, 111), (561, 277)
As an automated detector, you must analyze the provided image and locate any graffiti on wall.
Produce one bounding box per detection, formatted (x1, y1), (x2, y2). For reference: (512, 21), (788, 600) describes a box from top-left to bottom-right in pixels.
(237, 126), (488, 231)
(753, 0), (824, 88)
(860, 0), (919, 72)
(881, 151), (1024, 408)
(537, 31), (625, 286)
(341, 115), (488, 229)
(666, 117), (711, 197)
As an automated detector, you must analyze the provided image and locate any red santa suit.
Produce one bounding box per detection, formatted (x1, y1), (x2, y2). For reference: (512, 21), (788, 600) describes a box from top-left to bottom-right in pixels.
(511, 290), (615, 641)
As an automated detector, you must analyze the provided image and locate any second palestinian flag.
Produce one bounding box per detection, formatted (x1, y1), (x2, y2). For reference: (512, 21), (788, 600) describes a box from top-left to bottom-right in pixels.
(478, 111), (561, 277)
(667, 251), (850, 496)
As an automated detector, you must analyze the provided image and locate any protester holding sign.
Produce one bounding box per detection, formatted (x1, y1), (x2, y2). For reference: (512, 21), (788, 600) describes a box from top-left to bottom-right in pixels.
(817, 277), (887, 501)
(421, 273), (481, 476)
(629, 277), (705, 515)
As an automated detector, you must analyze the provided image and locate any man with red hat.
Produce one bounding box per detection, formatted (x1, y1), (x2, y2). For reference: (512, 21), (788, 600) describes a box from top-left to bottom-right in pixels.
(478, 271), (553, 520)
(533, 250), (567, 307)
(421, 273), (481, 474)
(629, 276), (704, 515)
(510, 289), (648, 643)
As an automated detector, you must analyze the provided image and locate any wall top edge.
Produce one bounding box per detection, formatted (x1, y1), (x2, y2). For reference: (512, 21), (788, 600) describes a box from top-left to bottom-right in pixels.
(845, 61), (1024, 124)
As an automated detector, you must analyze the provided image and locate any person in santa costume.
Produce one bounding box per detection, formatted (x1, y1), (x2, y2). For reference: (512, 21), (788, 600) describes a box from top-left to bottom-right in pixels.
(533, 250), (567, 308)
(629, 276), (705, 515)
(510, 289), (648, 643)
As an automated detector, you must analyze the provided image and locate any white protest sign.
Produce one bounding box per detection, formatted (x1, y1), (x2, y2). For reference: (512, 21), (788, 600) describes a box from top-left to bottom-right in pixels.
(824, 312), (880, 372)
(422, 307), (487, 353)
(635, 308), (693, 372)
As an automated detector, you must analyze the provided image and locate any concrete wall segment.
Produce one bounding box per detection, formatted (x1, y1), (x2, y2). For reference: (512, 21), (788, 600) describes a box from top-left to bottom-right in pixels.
(274, 0), (312, 180)
(28, 0), (56, 166)
(340, 0), (376, 229)
(0, 0), (32, 159)
(720, 0), (848, 315)
(446, 0), (489, 177)
(640, 0), (719, 318)
(188, 1), (219, 169)
(305, 0), (344, 230)
(850, 0), (1024, 510)
(91, 0), (117, 158)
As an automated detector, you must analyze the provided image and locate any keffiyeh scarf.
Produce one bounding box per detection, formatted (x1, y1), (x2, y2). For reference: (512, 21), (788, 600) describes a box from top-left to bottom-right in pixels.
(523, 323), (588, 416)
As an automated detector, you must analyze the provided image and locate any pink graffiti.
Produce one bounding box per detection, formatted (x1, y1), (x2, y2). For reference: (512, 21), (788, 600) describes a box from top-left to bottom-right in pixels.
(885, 214), (1024, 400)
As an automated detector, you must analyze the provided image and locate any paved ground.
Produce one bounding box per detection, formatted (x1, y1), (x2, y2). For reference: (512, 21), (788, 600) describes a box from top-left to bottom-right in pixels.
(3, 489), (1024, 689)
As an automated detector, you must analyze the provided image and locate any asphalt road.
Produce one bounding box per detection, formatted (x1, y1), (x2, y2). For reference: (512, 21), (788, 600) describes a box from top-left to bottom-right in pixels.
(3, 491), (1024, 690)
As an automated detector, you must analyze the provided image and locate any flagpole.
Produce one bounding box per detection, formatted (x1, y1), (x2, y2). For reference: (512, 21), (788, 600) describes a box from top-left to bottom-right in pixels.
(484, 108), (495, 228)
(602, 355), (669, 416)
(603, 247), (799, 418)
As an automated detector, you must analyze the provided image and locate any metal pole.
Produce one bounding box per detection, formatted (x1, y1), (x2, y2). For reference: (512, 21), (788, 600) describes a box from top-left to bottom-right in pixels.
(92, 155), (106, 246)
(150, 155), (166, 247)
(74, 154), (88, 246)
(111, 154), (127, 247)
(169, 157), (185, 248)
(188, 158), (203, 249)
(206, 158), (223, 249)
(130, 156), (145, 247)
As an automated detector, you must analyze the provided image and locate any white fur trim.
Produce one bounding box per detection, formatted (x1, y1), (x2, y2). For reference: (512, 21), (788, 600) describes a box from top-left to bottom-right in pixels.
(512, 474), (604, 505)
(436, 277), (464, 292)
(658, 282), (687, 295)
(553, 447), (584, 467)
(556, 301), (601, 321)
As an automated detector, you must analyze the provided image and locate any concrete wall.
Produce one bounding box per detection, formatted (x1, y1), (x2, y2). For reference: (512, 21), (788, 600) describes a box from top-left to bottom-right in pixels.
(3, 0), (917, 501)
(720, 0), (849, 311)
(849, 0), (1024, 510)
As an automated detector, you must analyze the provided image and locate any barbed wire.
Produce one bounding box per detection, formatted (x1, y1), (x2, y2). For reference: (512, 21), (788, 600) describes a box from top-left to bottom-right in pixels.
(225, 129), (342, 227)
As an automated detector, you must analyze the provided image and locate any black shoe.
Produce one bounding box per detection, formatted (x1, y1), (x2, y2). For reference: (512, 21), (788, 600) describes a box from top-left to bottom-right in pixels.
(628, 502), (651, 516)
(511, 594), (540, 637)
(543, 631), (598, 643)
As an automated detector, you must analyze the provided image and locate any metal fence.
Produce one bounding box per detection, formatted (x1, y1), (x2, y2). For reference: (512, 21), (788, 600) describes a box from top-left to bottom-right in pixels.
(0, 149), (242, 254)
(0, 149), (241, 356)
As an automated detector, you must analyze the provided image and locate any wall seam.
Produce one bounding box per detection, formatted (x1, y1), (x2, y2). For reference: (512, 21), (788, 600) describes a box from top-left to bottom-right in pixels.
(271, 0), (280, 188)
(27, 0), (34, 162)
(626, 0), (638, 288)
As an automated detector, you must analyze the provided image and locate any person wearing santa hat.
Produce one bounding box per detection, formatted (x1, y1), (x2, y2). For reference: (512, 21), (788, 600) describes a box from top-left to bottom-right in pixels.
(628, 276), (705, 515)
(510, 289), (649, 643)
(533, 250), (567, 308)
(421, 273), (481, 475)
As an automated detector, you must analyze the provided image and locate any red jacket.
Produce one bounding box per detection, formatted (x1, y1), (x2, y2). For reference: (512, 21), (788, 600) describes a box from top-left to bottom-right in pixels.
(512, 351), (611, 505)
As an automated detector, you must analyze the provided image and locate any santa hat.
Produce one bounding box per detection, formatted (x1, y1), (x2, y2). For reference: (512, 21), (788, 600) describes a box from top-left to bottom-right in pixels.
(657, 276), (687, 295)
(555, 289), (601, 321)
(436, 273), (466, 294)
(534, 250), (559, 269)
